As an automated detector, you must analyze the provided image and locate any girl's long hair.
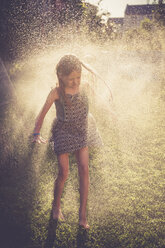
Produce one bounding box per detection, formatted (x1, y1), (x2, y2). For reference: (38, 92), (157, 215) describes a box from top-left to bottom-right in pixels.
(56, 54), (82, 105)
(56, 54), (113, 105)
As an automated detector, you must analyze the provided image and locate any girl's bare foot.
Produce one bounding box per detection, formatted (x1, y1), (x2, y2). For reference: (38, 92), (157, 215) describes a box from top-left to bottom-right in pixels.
(79, 210), (89, 229)
(79, 219), (90, 229)
(52, 202), (65, 221)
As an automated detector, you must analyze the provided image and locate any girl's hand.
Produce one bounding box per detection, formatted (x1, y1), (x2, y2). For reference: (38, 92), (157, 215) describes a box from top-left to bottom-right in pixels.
(32, 135), (47, 144)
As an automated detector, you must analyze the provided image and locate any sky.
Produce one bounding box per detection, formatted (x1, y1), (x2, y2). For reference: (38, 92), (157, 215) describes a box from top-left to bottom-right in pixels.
(85, 0), (153, 17)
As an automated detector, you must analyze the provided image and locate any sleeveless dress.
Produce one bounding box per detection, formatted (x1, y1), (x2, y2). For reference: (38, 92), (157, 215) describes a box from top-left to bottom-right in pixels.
(50, 89), (103, 155)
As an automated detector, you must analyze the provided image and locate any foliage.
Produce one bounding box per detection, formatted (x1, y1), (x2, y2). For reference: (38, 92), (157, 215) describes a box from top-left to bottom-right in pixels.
(0, 0), (113, 60)
(153, 2), (165, 26)
(122, 17), (165, 52)
(140, 18), (154, 31)
(81, 2), (111, 42)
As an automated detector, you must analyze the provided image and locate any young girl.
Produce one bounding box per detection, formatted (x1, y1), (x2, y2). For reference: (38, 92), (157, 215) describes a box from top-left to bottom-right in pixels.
(32, 54), (103, 229)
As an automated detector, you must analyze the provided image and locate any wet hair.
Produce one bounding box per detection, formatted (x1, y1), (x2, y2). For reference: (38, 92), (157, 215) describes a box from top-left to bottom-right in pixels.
(56, 54), (82, 105)
(55, 54), (113, 105)
(56, 54), (82, 76)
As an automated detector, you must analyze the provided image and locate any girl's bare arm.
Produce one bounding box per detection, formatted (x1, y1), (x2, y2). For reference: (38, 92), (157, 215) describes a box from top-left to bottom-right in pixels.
(33, 87), (59, 135)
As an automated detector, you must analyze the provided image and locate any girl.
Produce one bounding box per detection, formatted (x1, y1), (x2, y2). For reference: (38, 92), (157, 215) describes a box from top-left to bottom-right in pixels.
(32, 54), (103, 229)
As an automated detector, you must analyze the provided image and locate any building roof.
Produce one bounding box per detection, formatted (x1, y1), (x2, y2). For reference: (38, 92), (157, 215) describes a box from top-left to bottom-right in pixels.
(125, 4), (165, 15)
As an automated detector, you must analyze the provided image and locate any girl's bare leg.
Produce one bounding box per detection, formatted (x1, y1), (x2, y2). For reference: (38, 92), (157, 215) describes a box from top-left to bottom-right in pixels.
(75, 147), (90, 229)
(52, 153), (69, 220)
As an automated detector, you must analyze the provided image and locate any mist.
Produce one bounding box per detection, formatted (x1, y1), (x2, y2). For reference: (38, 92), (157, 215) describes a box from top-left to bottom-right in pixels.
(1, 25), (165, 247)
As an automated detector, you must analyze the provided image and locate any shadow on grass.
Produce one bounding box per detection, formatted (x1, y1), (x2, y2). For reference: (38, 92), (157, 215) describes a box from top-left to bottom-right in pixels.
(0, 141), (37, 248)
(44, 210), (58, 248)
(0, 102), (44, 248)
(76, 226), (89, 248)
(44, 209), (89, 248)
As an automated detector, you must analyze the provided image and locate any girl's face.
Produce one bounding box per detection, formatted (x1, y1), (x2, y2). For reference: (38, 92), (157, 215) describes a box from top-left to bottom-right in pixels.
(61, 70), (81, 89)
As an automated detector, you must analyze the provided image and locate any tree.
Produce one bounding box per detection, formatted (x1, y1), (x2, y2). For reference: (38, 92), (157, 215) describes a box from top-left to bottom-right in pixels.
(81, 2), (112, 41)
(0, 0), (85, 59)
(154, 3), (165, 25)
(140, 18), (154, 31)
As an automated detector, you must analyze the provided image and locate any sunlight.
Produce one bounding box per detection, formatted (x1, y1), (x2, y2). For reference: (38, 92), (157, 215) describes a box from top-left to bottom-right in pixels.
(86, 0), (148, 17)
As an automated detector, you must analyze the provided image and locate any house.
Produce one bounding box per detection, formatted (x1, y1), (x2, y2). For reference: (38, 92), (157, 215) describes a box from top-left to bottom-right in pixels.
(123, 3), (165, 30)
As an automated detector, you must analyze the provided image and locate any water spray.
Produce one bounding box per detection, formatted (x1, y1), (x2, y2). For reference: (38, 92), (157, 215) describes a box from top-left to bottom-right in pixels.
(81, 61), (114, 102)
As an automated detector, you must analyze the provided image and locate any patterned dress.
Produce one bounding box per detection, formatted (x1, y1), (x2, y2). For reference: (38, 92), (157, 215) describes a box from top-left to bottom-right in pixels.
(50, 89), (103, 155)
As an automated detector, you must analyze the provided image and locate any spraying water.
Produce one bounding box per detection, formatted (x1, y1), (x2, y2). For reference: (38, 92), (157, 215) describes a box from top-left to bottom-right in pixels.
(1, 26), (165, 247)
